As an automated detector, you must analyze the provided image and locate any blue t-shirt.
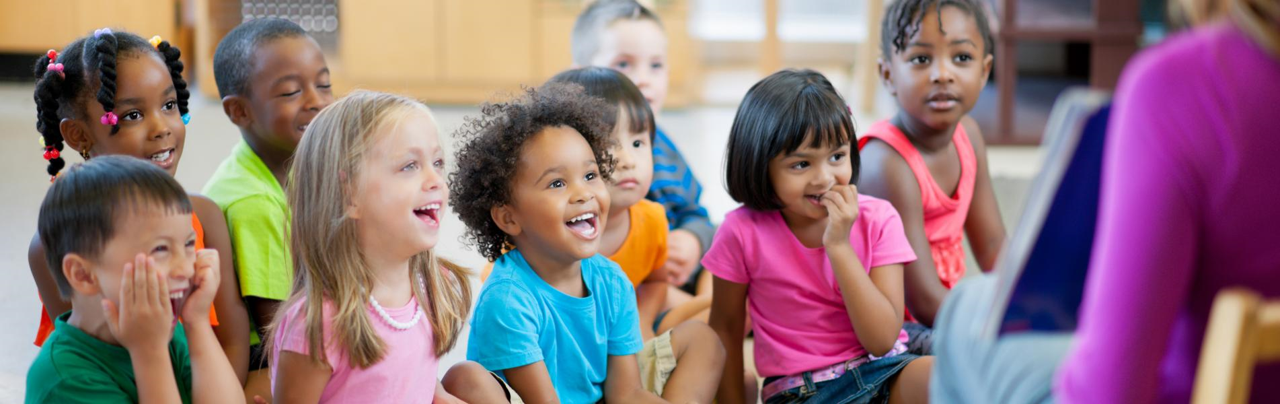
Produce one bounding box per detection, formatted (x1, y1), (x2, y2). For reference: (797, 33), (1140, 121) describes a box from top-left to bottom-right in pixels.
(467, 249), (644, 404)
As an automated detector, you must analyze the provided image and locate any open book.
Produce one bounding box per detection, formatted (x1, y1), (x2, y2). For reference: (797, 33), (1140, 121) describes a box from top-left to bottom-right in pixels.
(984, 89), (1112, 338)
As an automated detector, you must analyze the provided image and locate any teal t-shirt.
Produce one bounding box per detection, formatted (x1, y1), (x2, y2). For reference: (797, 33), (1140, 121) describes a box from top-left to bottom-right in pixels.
(26, 312), (192, 404)
(203, 140), (291, 344)
(467, 250), (644, 404)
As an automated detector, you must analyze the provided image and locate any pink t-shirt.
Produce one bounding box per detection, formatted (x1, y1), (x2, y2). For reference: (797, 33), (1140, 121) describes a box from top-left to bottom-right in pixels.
(703, 195), (917, 377)
(271, 296), (438, 403)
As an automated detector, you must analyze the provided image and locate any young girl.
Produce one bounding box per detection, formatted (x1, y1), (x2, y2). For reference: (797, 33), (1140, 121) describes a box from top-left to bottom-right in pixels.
(27, 28), (251, 383)
(266, 91), (500, 403)
(859, 0), (1005, 338)
(707, 70), (932, 404)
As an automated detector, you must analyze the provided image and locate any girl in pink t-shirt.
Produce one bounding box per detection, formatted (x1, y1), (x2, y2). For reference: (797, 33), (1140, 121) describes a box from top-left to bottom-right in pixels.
(265, 92), (505, 403)
(706, 70), (931, 404)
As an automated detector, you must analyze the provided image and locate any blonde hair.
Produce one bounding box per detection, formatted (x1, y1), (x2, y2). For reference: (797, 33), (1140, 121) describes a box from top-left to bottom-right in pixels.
(1173, 0), (1280, 57)
(268, 90), (473, 368)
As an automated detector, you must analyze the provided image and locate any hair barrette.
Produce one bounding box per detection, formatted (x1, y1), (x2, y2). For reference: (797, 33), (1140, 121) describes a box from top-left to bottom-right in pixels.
(47, 63), (64, 78)
(182, 114), (191, 125)
(100, 112), (118, 126)
(42, 146), (60, 161)
(149, 36), (163, 49)
(93, 28), (113, 38)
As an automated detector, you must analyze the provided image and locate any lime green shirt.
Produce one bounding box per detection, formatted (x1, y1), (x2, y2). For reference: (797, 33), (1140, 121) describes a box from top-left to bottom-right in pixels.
(203, 140), (292, 344)
(26, 312), (192, 404)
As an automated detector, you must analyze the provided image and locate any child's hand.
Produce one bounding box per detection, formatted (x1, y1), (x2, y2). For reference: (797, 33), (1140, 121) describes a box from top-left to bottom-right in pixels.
(182, 249), (220, 324)
(665, 229), (702, 285)
(821, 184), (860, 248)
(104, 253), (174, 354)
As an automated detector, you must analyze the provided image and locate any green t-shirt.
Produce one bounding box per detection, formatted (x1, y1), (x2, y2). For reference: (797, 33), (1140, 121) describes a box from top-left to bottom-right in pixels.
(203, 140), (292, 344)
(25, 312), (192, 404)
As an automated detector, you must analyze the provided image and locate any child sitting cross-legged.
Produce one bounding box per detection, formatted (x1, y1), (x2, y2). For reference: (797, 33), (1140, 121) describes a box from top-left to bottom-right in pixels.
(452, 83), (725, 404)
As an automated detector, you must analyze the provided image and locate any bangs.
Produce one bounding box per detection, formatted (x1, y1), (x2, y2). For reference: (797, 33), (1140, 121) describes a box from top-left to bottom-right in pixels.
(774, 85), (856, 155)
(605, 97), (655, 138)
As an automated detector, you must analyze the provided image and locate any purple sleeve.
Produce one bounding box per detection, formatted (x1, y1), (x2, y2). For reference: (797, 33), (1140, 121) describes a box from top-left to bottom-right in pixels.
(1054, 45), (1202, 404)
(702, 212), (750, 284)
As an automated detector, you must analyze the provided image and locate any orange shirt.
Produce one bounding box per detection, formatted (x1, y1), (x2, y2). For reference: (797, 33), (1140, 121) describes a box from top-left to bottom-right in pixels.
(606, 199), (669, 287)
(34, 214), (221, 346)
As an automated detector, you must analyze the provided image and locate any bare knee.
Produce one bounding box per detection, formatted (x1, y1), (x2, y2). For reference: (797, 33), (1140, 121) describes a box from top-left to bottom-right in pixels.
(671, 320), (726, 364)
(442, 361), (495, 393)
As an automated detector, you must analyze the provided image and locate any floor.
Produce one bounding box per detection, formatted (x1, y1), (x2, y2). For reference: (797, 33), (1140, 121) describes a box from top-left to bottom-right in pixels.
(0, 73), (1042, 401)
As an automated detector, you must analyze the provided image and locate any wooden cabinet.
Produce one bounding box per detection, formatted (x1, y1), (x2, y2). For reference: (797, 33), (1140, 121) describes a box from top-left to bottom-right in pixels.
(0, 0), (176, 53)
(335, 0), (696, 106)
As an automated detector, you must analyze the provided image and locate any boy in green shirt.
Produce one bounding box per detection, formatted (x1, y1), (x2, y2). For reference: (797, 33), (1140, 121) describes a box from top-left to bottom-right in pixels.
(26, 156), (240, 403)
(203, 18), (334, 399)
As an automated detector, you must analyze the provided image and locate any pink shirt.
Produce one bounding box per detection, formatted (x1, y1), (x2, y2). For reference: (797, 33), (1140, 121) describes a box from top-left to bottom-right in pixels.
(272, 296), (438, 403)
(703, 195), (917, 377)
(1055, 22), (1280, 403)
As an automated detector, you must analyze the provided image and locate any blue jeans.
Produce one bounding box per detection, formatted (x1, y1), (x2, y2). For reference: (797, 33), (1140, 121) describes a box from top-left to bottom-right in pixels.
(764, 353), (920, 404)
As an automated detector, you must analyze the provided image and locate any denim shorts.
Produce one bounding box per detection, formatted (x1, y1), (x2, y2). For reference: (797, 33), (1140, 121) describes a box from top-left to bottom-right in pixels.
(764, 353), (921, 404)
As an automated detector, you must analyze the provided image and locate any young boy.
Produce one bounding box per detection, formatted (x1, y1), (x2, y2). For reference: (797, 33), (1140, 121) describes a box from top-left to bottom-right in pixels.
(547, 67), (670, 341)
(859, 0), (1005, 353)
(26, 156), (241, 403)
(571, 0), (714, 297)
(203, 17), (334, 399)
(452, 83), (725, 403)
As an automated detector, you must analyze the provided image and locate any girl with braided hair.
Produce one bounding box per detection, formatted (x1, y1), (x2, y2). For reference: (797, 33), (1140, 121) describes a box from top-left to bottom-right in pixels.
(28, 28), (252, 385)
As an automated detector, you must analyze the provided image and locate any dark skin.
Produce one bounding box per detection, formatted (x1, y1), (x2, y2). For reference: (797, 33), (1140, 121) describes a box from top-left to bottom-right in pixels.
(28, 51), (250, 383)
(220, 35), (332, 340)
(861, 4), (1005, 327)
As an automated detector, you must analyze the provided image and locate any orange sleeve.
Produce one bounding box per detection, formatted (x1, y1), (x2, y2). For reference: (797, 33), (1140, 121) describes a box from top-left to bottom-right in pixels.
(191, 215), (220, 327)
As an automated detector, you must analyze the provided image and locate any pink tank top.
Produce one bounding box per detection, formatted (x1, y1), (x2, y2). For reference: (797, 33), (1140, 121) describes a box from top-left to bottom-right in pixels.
(858, 119), (975, 288)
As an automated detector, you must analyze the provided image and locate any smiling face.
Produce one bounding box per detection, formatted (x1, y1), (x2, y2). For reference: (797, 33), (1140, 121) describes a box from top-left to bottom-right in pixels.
(606, 110), (654, 215)
(882, 4), (992, 132)
(77, 52), (186, 176)
(504, 126), (611, 262)
(243, 36), (333, 152)
(768, 136), (854, 223)
(589, 19), (669, 114)
(349, 110), (448, 261)
(87, 205), (196, 328)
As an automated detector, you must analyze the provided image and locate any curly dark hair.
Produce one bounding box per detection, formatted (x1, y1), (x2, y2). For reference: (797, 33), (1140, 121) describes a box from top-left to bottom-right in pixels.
(880, 0), (993, 60)
(449, 83), (618, 262)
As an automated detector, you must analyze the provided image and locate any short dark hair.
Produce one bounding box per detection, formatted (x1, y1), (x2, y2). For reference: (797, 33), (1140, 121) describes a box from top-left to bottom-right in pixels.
(449, 83), (617, 262)
(34, 30), (190, 178)
(724, 69), (859, 211)
(880, 0), (994, 59)
(547, 66), (655, 141)
(213, 18), (308, 99)
(38, 155), (192, 299)
(571, 0), (664, 65)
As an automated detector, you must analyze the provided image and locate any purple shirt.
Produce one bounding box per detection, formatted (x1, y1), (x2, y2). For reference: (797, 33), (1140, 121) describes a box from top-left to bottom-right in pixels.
(1056, 22), (1280, 403)
(703, 195), (916, 377)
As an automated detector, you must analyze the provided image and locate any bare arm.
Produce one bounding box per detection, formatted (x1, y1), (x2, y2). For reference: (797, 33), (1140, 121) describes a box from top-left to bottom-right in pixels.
(503, 361), (561, 404)
(247, 297), (282, 341)
(604, 354), (668, 404)
(960, 116), (1006, 271)
(708, 276), (748, 404)
(28, 234), (71, 320)
(637, 265), (670, 341)
(191, 195), (251, 384)
(822, 185), (906, 355)
(272, 351), (331, 404)
(183, 250), (244, 404)
(858, 141), (949, 326)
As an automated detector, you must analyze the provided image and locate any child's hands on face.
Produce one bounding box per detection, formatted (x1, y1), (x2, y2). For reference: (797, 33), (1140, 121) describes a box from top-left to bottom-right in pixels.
(821, 184), (860, 248)
(182, 249), (220, 324)
(103, 253), (174, 354)
(664, 230), (702, 285)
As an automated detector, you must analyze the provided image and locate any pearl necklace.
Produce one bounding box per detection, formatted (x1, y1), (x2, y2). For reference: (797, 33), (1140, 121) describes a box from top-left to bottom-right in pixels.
(369, 293), (423, 330)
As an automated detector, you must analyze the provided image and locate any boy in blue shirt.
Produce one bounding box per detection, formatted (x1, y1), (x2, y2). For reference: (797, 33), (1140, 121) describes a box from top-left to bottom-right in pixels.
(450, 83), (724, 403)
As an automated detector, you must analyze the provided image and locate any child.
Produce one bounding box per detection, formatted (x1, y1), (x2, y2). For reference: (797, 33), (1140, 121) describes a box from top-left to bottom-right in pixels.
(203, 17), (333, 399)
(26, 28), (250, 383)
(452, 83), (725, 403)
(26, 155), (242, 403)
(572, 0), (715, 298)
(546, 67), (669, 341)
(706, 69), (931, 404)
(858, 0), (1005, 348)
(266, 91), (496, 403)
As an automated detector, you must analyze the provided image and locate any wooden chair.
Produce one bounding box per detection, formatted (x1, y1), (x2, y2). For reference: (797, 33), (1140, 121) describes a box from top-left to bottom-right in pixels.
(1193, 288), (1280, 404)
